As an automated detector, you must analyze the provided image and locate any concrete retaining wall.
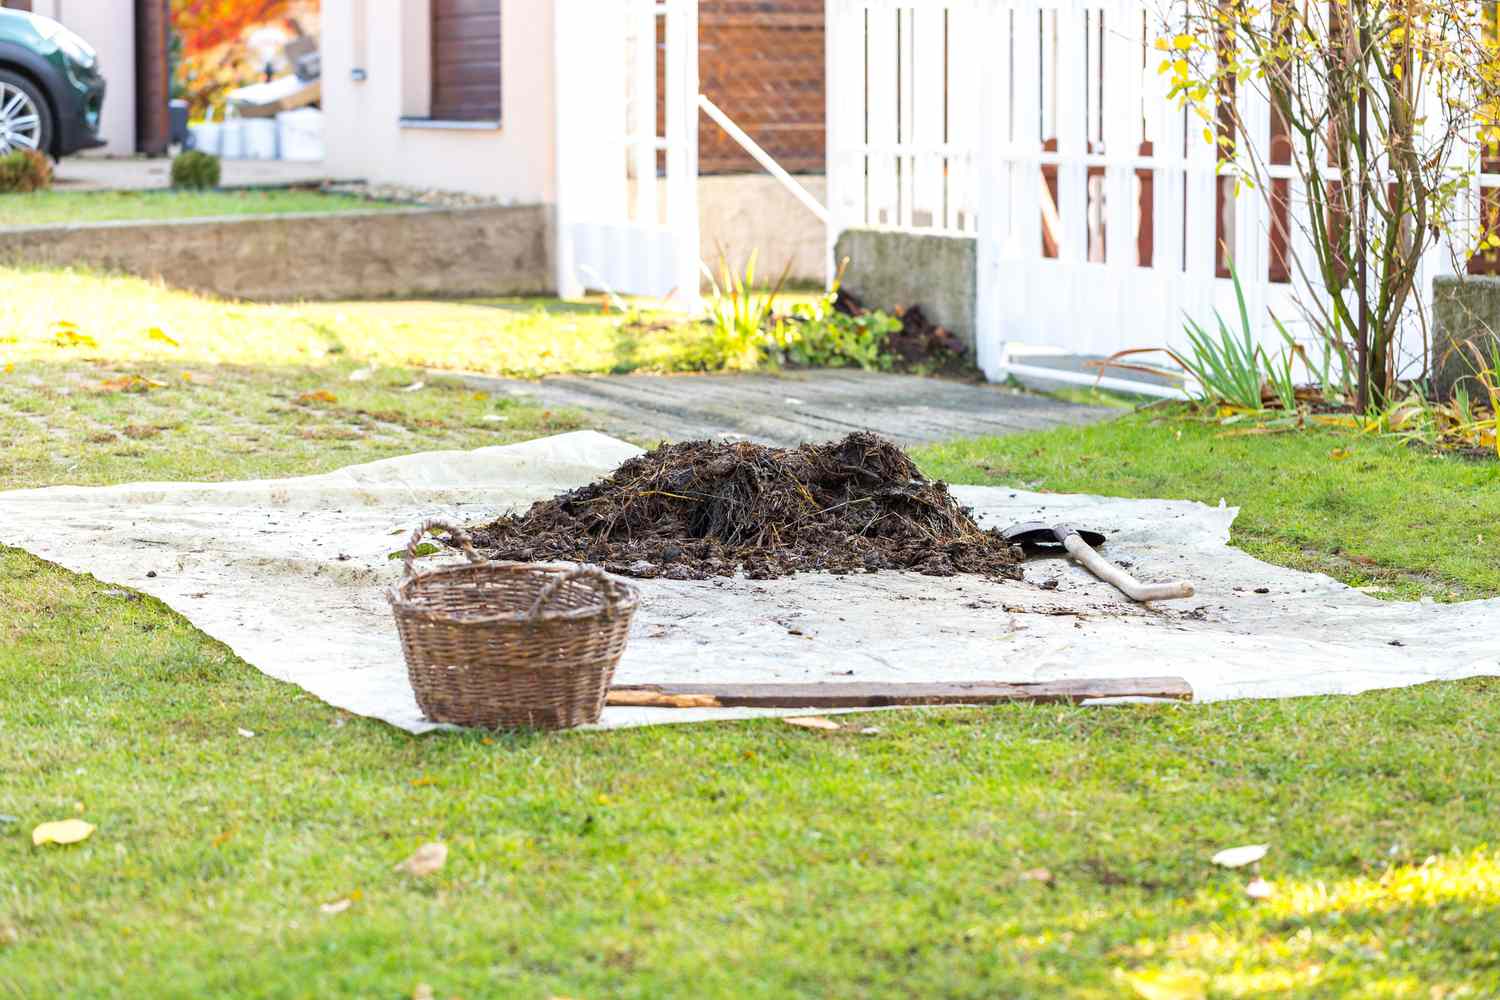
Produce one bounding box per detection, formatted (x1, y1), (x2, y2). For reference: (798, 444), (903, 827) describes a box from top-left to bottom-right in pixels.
(701, 175), (827, 285)
(0, 205), (553, 302)
(833, 228), (978, 351)
(1431, 275), (1500, 399)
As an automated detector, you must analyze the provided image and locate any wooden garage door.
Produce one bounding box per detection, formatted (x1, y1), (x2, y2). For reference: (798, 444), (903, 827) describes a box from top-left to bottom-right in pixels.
(431, 0), (501, 122)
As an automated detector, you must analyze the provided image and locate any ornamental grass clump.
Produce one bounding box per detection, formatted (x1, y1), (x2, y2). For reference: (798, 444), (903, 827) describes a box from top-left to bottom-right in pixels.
(0, 149), (52, 193)
(170, 150), (220, 190)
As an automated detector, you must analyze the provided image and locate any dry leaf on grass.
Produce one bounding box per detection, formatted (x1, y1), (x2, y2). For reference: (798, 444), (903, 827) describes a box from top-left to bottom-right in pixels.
(1210, 843), (1269, 868)
(1245, 877), (1275, 900)
(395, 843), (449, 877)
(319, 898), (353, 915)
(146, 327), (179, 347)
(782, 716), (843, 732)
(32, 819), (95, 846)
(412, 986), (435, 1000)
(53, 325), (98, 349)
(236, 728), (256, 738)
(294, 389), (339, 406)
(1019, 867), (1054, 885)
(98, 375), (164, 394)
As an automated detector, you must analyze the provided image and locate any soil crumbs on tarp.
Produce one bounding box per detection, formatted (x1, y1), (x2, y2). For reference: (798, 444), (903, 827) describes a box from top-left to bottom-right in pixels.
(467, 432), (1024, 581)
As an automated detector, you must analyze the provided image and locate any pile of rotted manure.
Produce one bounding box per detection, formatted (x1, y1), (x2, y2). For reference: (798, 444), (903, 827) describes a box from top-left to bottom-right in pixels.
(466, 432), (1024, 581)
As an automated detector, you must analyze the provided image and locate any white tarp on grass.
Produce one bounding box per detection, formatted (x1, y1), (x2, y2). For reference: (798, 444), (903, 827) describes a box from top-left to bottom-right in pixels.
(1, 430), (1496, 733)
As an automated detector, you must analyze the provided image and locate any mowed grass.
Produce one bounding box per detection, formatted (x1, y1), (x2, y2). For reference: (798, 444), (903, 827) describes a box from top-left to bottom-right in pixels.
(0, 188), (404, 227)
(0, 266), (719, 378)
(1, 271), (1499, 996)
(918, 411), (1500, 602)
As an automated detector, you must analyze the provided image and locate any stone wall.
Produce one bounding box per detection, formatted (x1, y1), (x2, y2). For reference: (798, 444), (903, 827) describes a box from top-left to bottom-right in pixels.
(0, 205), (552, 302)
(1431, 275), (1500, 399)
(834, 229), (978, 351)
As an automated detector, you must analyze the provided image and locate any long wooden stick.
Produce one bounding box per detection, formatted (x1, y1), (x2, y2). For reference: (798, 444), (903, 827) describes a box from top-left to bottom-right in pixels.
(1060, 532), (1196, 603)
(607, 677), (1193, 709)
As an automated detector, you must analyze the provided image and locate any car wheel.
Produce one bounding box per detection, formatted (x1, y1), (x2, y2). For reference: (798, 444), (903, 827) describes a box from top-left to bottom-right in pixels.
(0, 71), (52, 158)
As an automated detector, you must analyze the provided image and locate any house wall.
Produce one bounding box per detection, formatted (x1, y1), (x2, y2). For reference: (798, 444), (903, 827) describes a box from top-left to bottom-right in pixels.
(28, 0), (137, 156)
(321, 0), (555, 205)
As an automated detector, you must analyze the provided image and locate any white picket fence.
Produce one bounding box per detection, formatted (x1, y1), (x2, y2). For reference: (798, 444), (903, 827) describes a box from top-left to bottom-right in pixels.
(554, 0), (700, 304)
(826, 0), (1469, 389)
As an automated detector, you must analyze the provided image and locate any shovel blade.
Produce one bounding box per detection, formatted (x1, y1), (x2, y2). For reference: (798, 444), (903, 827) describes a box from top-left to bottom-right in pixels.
(1001, 521), (1107, 550)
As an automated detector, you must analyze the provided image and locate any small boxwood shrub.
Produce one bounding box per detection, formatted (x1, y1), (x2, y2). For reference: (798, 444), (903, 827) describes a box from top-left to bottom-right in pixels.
(0, 149), (53, 194)
(170, 150), (220, 190)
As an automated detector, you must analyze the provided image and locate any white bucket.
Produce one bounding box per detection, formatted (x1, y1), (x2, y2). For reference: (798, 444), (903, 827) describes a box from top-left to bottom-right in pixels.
(276, 108), (323, 162)
(188, 122), (222, 155)
(241, 118), (279, 160)
(219, 120), (246, 159)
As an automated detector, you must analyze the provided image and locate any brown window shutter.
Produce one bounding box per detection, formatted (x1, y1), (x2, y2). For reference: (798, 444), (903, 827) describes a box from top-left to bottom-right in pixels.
(431, 0), (501, 122)
(0, 1), (35, 10)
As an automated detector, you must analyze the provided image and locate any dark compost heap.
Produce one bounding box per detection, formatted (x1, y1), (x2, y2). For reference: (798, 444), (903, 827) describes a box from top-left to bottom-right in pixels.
(467, 432), (1023, 581)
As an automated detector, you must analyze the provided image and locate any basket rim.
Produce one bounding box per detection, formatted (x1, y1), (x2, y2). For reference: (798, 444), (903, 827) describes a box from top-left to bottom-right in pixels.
(386, 558), (640, 626)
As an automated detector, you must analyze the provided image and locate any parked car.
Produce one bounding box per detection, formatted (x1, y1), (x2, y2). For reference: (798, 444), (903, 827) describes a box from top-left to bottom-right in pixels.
(0, 9), (105, 159)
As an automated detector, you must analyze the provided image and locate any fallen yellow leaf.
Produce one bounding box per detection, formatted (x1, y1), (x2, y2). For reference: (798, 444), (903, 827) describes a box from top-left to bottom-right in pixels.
(1118, 969), (1208, 1000)
(97, 374), (163, 394)
(32, 819), (95, 846)
(1329, 447), (1353, 461)
(54, 329), (98, 349)
(295, 389), (339, 406)
(146, 327), (180, 347)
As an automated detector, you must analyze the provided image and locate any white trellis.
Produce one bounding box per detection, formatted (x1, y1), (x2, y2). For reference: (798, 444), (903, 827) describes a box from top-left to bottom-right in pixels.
(827, 0), (1467, 391)
(554, 0), (700, 303)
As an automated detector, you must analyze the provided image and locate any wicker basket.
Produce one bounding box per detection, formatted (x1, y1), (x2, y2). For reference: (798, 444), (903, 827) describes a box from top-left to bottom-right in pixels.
(387, 520), (640, 730)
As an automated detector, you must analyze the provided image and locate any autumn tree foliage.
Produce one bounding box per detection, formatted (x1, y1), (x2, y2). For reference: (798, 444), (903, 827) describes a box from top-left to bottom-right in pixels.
(173, 0), (296, 59)
(171, 0), (316, 117)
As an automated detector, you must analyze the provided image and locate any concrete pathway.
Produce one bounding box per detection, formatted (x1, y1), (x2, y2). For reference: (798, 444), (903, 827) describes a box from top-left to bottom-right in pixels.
(53, 156), (335, 192)
(454, 369), (1114, 448)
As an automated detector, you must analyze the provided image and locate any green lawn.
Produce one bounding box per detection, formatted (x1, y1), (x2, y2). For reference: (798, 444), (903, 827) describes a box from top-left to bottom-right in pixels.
(2, 270), (1498, 997)
(0, 189), (403, 227)
(0, 267), (720, 378)
(918, 413), (1500, 602)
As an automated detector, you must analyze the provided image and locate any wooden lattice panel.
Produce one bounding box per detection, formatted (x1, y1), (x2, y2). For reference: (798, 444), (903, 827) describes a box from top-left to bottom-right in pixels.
(697, 1), (825, 175)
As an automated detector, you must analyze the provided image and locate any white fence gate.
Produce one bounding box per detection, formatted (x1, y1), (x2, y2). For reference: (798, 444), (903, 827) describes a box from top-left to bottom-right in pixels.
(826, 0), (1459, 390)
(554, 0), (700, 303)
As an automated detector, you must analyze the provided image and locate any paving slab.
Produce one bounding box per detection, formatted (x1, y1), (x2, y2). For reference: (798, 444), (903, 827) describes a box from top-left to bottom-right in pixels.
(451, 369), (1114, 447)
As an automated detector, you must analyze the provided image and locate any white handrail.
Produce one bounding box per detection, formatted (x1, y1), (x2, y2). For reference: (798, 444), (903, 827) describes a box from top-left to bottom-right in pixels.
(697, 94), (831, 227)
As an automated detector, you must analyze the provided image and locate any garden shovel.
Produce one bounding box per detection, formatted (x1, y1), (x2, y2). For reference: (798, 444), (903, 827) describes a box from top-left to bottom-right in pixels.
(1002, 522), (1196, 603)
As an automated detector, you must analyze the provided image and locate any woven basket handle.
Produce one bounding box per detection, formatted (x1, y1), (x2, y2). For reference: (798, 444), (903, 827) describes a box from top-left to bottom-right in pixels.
(526, 565), (627, 621)
(403, 519), (484, 578)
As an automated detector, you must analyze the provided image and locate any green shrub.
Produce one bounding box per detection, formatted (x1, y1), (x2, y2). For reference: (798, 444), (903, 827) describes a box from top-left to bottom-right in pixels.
(0, 149), (53, 194)
(703, 250), (790, 370)
(170, 150), (221, 190)
(770, 308), (900, 371)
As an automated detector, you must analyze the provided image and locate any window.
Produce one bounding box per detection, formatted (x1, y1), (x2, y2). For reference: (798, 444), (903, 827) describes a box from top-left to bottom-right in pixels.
(430, 0), (500, 123)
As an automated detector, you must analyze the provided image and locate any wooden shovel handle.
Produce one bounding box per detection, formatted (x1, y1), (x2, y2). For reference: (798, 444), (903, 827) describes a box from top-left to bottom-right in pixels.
(1060, 532), (1195, 603)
